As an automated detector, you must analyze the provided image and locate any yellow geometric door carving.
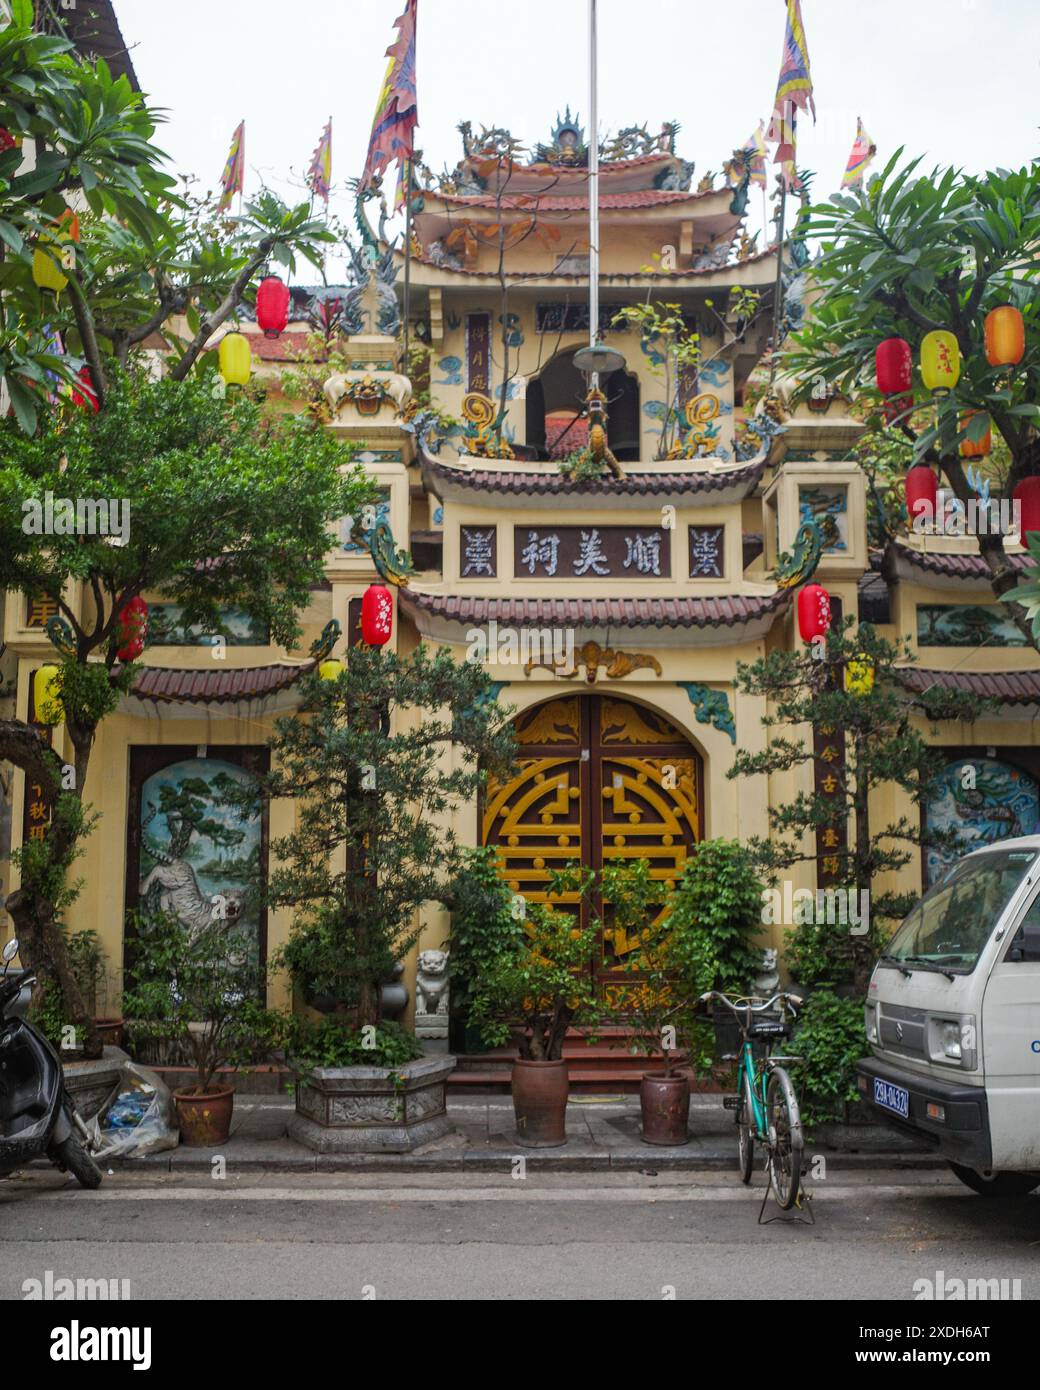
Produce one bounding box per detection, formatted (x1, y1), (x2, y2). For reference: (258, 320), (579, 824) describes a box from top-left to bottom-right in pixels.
(482, 694), (702, 991)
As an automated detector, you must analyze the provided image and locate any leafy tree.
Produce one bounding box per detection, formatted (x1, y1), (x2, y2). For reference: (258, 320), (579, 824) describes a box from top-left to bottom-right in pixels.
(442, 845), (526, 1029)
(0, 373), (374, 1052)
(257, 646), (515, 1028)
(787, 154), (1040, 644)
(729, 620), (983, 991)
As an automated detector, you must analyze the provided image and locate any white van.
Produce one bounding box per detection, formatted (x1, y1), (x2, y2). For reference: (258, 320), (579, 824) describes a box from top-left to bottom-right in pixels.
(857, 837), (1040, 1196)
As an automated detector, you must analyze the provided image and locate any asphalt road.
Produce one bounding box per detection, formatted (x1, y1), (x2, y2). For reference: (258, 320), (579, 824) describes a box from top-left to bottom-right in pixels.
(1, 1168), (1037, 1301)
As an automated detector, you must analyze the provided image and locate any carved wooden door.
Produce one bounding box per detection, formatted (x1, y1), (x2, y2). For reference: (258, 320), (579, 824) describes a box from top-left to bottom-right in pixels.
(482, 695), (702, 991)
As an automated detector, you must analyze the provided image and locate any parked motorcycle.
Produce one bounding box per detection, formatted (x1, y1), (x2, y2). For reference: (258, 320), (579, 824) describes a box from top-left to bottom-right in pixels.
(0, 938), (103, 1188)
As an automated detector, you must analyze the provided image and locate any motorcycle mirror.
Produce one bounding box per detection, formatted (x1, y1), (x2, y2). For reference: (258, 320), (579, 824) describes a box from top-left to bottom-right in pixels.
(2, 938), (19, 963)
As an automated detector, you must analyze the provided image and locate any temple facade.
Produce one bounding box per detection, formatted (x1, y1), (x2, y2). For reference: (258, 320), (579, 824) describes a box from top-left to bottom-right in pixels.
(4, 114), (1040, 1031)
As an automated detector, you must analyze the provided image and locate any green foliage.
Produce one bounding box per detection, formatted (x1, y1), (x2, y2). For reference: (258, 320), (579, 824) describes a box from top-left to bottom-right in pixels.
(261, 646), (516, 1027)
(0, 370), (373, 655)
(608, 858), (717, 1077)
(556, 448), (603, 482)
(731, 620), (984, 959)
(469, 866), (599, 1061)
(122, 911), (279, 1095)
(792, 989), (867, 1128)
(444, 846), (526, 1018)
(785, 913), (885, 990)
(285, 1017), (423, 1073)
(666, 839), (765, 995)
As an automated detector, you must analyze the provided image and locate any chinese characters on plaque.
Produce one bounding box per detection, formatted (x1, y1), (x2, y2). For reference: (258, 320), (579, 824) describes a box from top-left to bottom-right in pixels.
(466, 313), (491, 394)
(460, 527), (497, 578)
(22, 669), (54, 847)
(513, 526), (671, 579)
(688, 526), (724, 578)
(813, 598), (847, 888)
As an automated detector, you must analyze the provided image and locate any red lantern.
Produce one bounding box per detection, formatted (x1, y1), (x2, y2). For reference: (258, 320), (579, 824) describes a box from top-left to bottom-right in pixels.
(115, 596), (149, 661)
(876, 337), (912, 395)
(0, 128), (16, 153)
(361, 583), (393, 647)
(256, 275), (290, 338)
(905, 466), (938, 526)
(1013, 478), (1040, 541)
(797, 584), (832, 644)
(70, 366), (99, 413)
(984, 305), (1025, 368)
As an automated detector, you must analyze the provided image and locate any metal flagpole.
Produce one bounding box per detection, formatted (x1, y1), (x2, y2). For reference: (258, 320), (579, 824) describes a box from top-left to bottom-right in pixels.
(588, 0), (599, 390)
(769, 112), (791, 386)
(403, 160), (413, 364)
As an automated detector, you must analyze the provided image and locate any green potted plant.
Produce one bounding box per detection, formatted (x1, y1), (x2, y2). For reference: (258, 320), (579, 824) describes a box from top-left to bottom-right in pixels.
(66, 929), (122, 1047)
(665, 840), (765, 1061)
(122, 911), (276, 1146)
(469, 867), (598, 1147)
(607, 860), (717, 1145)
(443, 845), (526, 1053)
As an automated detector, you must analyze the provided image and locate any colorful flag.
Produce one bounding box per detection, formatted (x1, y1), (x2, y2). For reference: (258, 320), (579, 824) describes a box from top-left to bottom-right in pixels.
(743, 120), (768, 189)
(360, 0), (418, 192)
(393, 155), (410, 214)
(842, 117), (877, 189)
(218, 121), (245, 212)
(307, 118), (333, 203)
(766, 0), (815, 183)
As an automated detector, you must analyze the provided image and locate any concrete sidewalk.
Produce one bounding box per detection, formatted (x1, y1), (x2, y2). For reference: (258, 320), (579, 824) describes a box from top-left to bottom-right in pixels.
(93, 1092), (938, 1174)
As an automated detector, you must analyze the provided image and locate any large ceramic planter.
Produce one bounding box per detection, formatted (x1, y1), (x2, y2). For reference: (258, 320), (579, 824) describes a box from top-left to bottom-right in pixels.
(288, 1055), (456, 1154)
(174, 1086), (234, 1146)
(94, 1018), (124, 1049)
(512, 1059), (569, 1148)
(640, 1072), (691, 1146)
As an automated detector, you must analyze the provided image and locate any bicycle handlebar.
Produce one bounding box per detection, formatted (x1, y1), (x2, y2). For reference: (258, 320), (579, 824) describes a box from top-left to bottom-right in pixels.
(697, 989), (800, 1019)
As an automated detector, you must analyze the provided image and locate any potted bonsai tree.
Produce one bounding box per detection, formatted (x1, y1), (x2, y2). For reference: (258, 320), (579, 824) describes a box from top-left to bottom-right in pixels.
(469, 866), (598, 1147)
(121, 910), (276, 1146)
(256, 645), (514, 1154)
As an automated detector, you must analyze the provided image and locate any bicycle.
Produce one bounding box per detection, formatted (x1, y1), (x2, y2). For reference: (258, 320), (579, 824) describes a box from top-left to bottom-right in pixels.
(699, 990), (806, 1213)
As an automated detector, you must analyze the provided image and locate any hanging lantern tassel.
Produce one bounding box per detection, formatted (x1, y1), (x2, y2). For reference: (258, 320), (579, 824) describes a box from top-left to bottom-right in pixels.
(34, 664), (65, 726)
(797, 583), (832, 644)
(361, 583), (394, 647)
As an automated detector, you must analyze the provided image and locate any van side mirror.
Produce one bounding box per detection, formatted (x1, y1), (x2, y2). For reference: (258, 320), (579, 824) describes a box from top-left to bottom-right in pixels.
(2, 938), (18, 964)
(1007, 922), (1040, 963)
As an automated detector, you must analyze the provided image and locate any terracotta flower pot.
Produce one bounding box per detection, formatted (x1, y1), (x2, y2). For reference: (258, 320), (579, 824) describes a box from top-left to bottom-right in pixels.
(640, 1071), (691, 1146)
(93, 1018), (124, 1048)
(511, 1059), (569, 1148)
(174, 1085), (235, 1146)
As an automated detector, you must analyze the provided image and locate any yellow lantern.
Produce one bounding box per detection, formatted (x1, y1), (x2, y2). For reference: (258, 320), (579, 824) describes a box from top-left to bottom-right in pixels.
(31, 242), (68, 293)
(33, 664), (64, 725)
(920, 330), (961, 392)
(318, 659), (345, 681)
(218, 332), (251, 387)
(845, 656), (875, 697)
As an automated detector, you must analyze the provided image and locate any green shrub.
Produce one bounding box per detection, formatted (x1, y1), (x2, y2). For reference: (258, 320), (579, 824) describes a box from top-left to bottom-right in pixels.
(792, 988), (867, 1127)
(444, 846), (526, 1018)
(285, 1017), (424, 1072)
(666, 839), (764, 994)
(785, 904), (885, 990)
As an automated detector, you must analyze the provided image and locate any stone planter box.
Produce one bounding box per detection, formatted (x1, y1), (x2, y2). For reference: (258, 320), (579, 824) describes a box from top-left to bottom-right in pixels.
(63, 1046), (128, 1121)
(288, 1055), (456, 1153)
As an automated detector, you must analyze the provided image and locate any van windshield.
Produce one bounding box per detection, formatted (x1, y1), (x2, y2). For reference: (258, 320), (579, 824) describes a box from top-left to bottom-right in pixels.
(883, 848), (1037, 973)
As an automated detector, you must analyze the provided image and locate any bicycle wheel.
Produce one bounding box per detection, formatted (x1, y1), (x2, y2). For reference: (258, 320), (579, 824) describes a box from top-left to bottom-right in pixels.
(766, 1067), (803, 1211)
(737, 1070), (755, 1184)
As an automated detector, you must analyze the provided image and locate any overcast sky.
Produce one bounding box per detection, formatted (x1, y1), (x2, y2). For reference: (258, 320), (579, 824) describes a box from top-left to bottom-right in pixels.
(115, 0), (1039, 282)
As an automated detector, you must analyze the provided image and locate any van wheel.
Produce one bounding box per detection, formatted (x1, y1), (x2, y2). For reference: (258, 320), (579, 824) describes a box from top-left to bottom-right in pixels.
(947, 1162), (1040, 1197)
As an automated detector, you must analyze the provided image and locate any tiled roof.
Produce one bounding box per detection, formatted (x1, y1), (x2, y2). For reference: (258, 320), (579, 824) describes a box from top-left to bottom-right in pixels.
(132, 664), (309, 705)
(898, 668), (1040, 704)
(420, 452), (765, 497)
(432, 189), (712, 212)
(894, 548), (1031, 578)
(400, 591), (789, 630)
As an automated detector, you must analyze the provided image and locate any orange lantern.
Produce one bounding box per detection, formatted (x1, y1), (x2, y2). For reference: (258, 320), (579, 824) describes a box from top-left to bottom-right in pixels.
(984, 305), (1025, 367)
(959, 411), (991, 458)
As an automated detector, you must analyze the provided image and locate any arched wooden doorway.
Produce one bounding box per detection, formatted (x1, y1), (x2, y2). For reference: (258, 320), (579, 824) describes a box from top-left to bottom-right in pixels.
(482, 694), (702, 991)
